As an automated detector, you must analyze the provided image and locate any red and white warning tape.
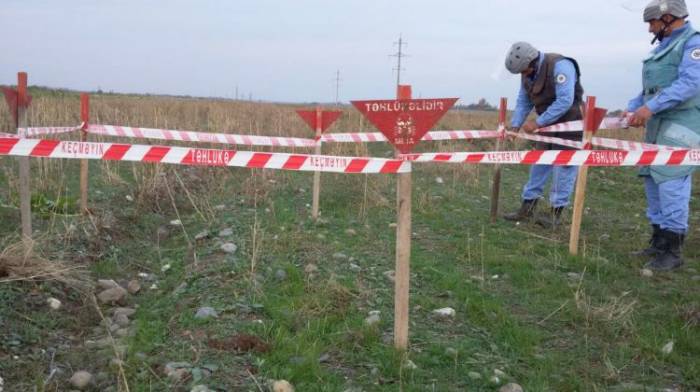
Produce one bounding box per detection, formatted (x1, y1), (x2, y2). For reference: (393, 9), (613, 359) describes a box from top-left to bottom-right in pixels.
(319, 130), (500, 143)
(509, 131), (583, 149)
(319, 132), (386, 143)
(536, 116), (629, 133)
(592, 136), (682, 151)
(7, 114), (667, 165)
(87, 124), (499, 146)
(403, 149), (700, 167)
(0, 137), (409, 174)
(510, 131), (682, 152)
(87, 124), (318, 147)
(18, 125), (83, 138)
(3, 134), (694, 170)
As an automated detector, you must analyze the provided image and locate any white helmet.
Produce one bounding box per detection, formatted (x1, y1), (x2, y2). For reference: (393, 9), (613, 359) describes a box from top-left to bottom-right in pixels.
(644, 0), (688, 22)
(505, 42), (539, 74)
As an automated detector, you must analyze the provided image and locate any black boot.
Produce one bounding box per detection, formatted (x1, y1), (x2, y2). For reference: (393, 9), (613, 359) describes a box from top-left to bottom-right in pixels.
(504, 199), (538, 222)
(646, 229), (685, 271)
(535, 206), (565, 229)
(631, 224), (665, 257)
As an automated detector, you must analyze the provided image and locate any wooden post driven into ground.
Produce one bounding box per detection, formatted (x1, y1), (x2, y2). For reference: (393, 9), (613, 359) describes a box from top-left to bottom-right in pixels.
(296, 107), (340, 221)
(312, 106), (322, 220)
(79, 93), (90, 214)
(17, 72), (32, 246)
(569, 97), (597, 255)
(351, 91), (455, 350)
(394, 85), (412, 350)
(490, 97), (507, 223)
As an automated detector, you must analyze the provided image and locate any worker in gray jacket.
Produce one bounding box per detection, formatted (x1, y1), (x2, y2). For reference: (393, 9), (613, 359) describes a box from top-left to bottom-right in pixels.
(503, 42), (584, 228)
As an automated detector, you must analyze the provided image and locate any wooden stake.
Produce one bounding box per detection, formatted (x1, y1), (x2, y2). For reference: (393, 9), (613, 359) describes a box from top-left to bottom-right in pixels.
(311, 106), (322, 220)
(394, 85), (412, 350)
(490, 98), (507, 223)
(79, 93), (90, 214)
(394, 165), (412, 349)
(569, 97), (596, 255)
(17, 72), (32, 246)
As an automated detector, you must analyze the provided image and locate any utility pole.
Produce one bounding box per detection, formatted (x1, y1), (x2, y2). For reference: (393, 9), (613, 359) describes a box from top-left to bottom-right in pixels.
(333, 70), (342, 107)
(235, 85), (239, 100)
(390, 34), (409, 89)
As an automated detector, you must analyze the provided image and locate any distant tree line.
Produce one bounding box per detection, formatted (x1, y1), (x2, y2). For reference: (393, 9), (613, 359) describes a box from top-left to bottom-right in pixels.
(455, 98), (497, 112)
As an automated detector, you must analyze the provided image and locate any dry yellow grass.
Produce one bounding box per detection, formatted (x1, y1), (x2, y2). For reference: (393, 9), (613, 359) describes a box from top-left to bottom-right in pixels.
(0, 239), (91, 290)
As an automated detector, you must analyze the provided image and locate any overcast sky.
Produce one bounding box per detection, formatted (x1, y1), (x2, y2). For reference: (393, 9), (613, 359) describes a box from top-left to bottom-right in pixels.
(2, 0), (697, 110)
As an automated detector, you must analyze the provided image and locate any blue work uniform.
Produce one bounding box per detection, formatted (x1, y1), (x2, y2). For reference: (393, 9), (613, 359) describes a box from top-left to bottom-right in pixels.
(627, 22), (700, 234)
(511, 53), (581, 208)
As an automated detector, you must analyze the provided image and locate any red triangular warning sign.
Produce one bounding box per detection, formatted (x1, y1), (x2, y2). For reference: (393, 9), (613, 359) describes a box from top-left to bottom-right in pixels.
(296, 110), (342, 134)
(1, 87), (17, 117)
(589, 107), (608, 133)
(352, 98), (458, 154)
(1, 87), (33, 124)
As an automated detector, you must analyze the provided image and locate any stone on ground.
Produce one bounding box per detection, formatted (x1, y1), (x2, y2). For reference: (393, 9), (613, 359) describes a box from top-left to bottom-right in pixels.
(432, 307), (456, 318)
(127, 279), (141, 294)
(113, 307), (136, 318)
(221, 243), (237, 254)
(500, 383), (524, 392)
(365, 311), (381, 326)
(272, 380), (295, 392)
(97, 286), (128, 304)
(195, 307), (218, 320)
(97, 279), (120, 290)
(69, 371), (93, 390)
(661, 341), (674, 355)
(164, 362), (192, 381)
(218, 228), (233, 237)
(194, 230), (210, 240)
(275, 269), (287, 281)
(47, 297), (62, 310)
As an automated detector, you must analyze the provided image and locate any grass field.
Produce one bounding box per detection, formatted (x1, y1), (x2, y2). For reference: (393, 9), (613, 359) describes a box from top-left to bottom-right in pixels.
(0, 91), (698, 391)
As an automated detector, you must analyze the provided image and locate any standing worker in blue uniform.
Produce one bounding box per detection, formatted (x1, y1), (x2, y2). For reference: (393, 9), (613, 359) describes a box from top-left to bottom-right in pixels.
(503, 42), (585, 228)
(627, 0), (700, 271)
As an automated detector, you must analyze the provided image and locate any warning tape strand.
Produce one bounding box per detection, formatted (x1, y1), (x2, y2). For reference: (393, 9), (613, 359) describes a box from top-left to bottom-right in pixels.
(592, 136), (682, 151)
(319, 130), (500, 143)
(0, 137), (410, 174)
(3, 137), (697, 169)
(11, 113), (630, 143)
(88, 125), (500, 145)
(18, 125), (83, 138)
(403, 149), (700, 166)
(510, 131), (683, 151)
(536, 116), (629, 133)
(510, 132), (583, 149)
(87, 124), (318, 147)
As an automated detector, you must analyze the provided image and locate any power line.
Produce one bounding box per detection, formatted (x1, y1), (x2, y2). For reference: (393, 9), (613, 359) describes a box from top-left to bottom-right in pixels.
(390, 34), (409, 88)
